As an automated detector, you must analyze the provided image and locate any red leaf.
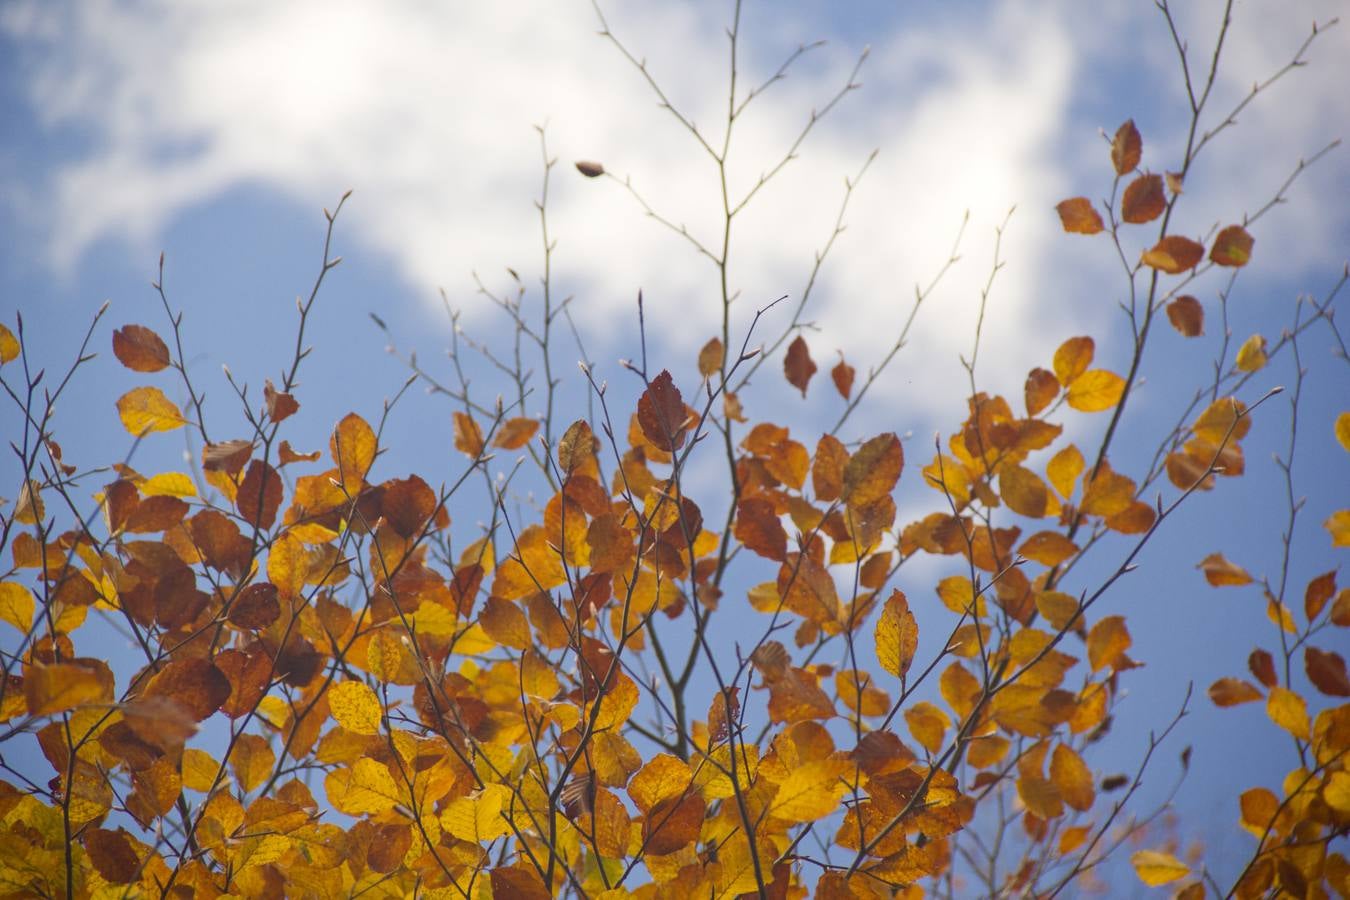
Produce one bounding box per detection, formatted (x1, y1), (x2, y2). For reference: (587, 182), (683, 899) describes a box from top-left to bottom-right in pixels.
(637, 370), (687, 451)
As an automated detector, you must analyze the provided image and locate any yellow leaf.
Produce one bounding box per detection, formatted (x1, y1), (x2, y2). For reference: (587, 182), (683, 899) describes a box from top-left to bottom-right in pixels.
(1234, 334), (1267, 373)
(182, 748), (221, 792)
(1131, 849), (1189, 886)
(441, 783), (512, 843)
(329, 412), (376, 494)
(0, 323), (18, 364)
(1053, 337), (1094, 387)
(1198, 553), (1252, 587)
(768, 758), (849, 822)
(874, 590), (918, 679)
(1066, 369), (1126, 413)
(1324, 770), (1350, 813)
(1050, 744), (1094, 812)
(1046, 444), (1085, 499)
(25, 662), (110, 716)
(140, 471), (198, 498)
(116, 386), (188, 435)
(1266, 687), (1310, 740)
(0, 582), (35, 632)
(1326, 510), (1350, 548)
(329, 680), (383, 736)
(1336, 412), (1350, 453)
(905, 702), (950, 755)
(230, 734), (275, 793)
(325, 758), (401, 815)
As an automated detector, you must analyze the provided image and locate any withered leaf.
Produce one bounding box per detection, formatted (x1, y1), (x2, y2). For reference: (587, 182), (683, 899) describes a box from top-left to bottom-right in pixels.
(1121, 174), (1165, 223)
(784, 335), (817, 397)
(637, 370), (687, 452)
(1111, 119), (1142, 175)
(1055, 198), (1104, 235)
(112, 325), (171, 373)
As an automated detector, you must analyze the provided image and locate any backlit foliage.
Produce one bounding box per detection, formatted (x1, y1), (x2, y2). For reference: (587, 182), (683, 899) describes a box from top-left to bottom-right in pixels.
(1, 2), (1347, 898)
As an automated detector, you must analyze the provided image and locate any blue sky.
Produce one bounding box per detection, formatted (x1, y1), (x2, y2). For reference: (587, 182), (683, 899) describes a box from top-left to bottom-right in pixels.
(2, 0), (1347, 886)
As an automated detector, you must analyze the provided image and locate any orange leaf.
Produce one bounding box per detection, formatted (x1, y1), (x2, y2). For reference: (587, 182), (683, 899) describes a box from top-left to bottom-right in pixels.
(1111, 119), (1142, 175)
(999, 465), (1049, 518)
(1208, 677), (1262, 707)
(330, 413), (376, 494)
(263, 379), (298, 423)
(480, 596), (532, 650)
(812, 434), (848, 502)
(452, 411), (485, 457)
(1305, 647), (1350, 697)
(1210, 224), (1254, 267)
(1051, 744), (1095, 812)
(637, 370), (687, 451)
(697, 337), (724, 378)
(1327, 509), (1350, 547)
(842, 433), (903, 507)
(492, 417), (540, 450)
(1019, 531), (1078, 566)
(1052, 336), (1094, 387)
(25, 662), (112, 716)
(735, 498), (788, 562)
(112, 324), (171, 372)
(1198, 553), (1252, 587)
(1141, 236), (1204, 274)
(1305, 571), (1336, 621)
(1087, 615), (1131, 672)
(784, 335), (817, 397)
(1055, 197), (1104, 235)
(557, 419), (598, 475)
(1166, 295), (1204, 337)
(1121, 174), (1165, 223)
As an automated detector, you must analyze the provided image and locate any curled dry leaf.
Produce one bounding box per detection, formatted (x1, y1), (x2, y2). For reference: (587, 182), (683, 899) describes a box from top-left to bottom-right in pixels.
(575, 160), (605, 178)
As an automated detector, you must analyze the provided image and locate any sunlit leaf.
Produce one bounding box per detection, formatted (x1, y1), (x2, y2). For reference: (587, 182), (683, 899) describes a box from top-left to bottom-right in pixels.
(329, 680), (383, 736)
(330, 412), (376, 494)
(0, 322), (18, 364)
(1052, 337), (1094, 387)
(1305, 571), (1336, 621)
(0, 582), (35, 632)
(905, 702), (949, 754)
(875, 590), (918, 679)
(1323, 509), (1349, 547)
(1055, 197), (1104, 235)
(769, 758), (849, 821)
(442, 783), (513, 843)
(1141, 236), (1204, 274)
(1025, 367), (1059, 416)
(1234, 334), (1267, 373)
(326, 758), (400, 816)
(842, 433), (903, 507)
(1066, 369), (1126, 412)
(1000, 464), (1049, 517)
(453, 411), (485, 457)
(1087, 616), (1130, 672)
(1131, 849), (1189, 886)
(1266, 687), (1310, 740)
(117, 386), (188, 435)
(1050, 744), (1094, 812)
(25, 662), (110, 716)
(1210, 224), (1254, 267)
(1336, 412), (1350, 452)
(112, 324), (171, 372)
(1046, 444), (1084, 499)
(1248, 649), (1277, 688)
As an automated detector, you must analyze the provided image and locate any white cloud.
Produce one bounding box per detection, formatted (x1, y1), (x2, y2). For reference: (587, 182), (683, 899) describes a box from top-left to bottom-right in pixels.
(2, 0), (1345, 422)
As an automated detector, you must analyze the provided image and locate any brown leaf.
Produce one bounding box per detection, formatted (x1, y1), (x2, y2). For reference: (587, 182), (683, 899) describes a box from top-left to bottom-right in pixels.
(1208, 677), (1263, 707)
(637, 370), (687, 451)
(1166, 296), (1204, 337)
(1055, 197), (1104, 235)
(263, 379), (299, 423)
(1141, 236), (1204, 274)
(1210, 225), (1254, 267)
(1248, 649), (1278, 688)
(1024, 367), (1059, 416)
(575, 161), (605, 178)
(1165, 171), (1184, 195)
(557, 419), (597, 475)
(278, 440), (320, 465)
(1111, 119), (1142, 175)
(1305, 647), (1350, 696)
(1305, 571), (1336, 621)
(1121, 174), (1166, 223)
(842, 433), (903, 507)
(236, 459), (282, 529)
(735, 498), (788, 562)
(84, 828), (141, 883)
(784, 335), (817, 397)
(143, 658), (231, 721)
(831, 355), (856, 400)
(228, 582), (281, 630)
(202, 439), (253, 474)
(112, 324), (171, 372)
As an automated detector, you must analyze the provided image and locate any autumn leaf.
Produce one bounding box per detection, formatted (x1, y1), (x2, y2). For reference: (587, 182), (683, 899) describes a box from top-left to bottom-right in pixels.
(1132, 849), (1189, 886)
(875, 590), (918, 679)
(112, 324), (171, 372)
(637, 370), (687, 451)
(1141, 236), (1205, 274)
(1210, 224), (1254, 267)
(1336, 412), (1350, 452)
(832, 355), (855, 399)
(1208, 677), (1262, 707)
(1266, 687), (1310, 740)
(1166, 295), (1204, 337)
(1305, 647), (1350, 697)
(0, 582), (35, 632)
(1111, 119), (1142, 175)
(1055, 197), (1104, 235)
(1052, 336), (1093, 387)
(784, 334), (817, 397)
(1121, 174), (1165, 223)
(698, 337), (724, 378)
(453, 411), (485, 456)
(1024, 367), (1059, 416)
(1198, 553), (1252, 587)
(1234, 334), (1267, 373)
(575, 160), (605, 177)
(1327, 509), (1350, 547)
(735, 498), (788, 562)
(117, 386), (188, 435)
(841, 433), (903, 506)
(330, 412), (376, 493)
(263, 378), (298, 423)
(1066, 369), (1126, 412)
(0, 322), (18, 364)
(329, 680), (383, 735)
